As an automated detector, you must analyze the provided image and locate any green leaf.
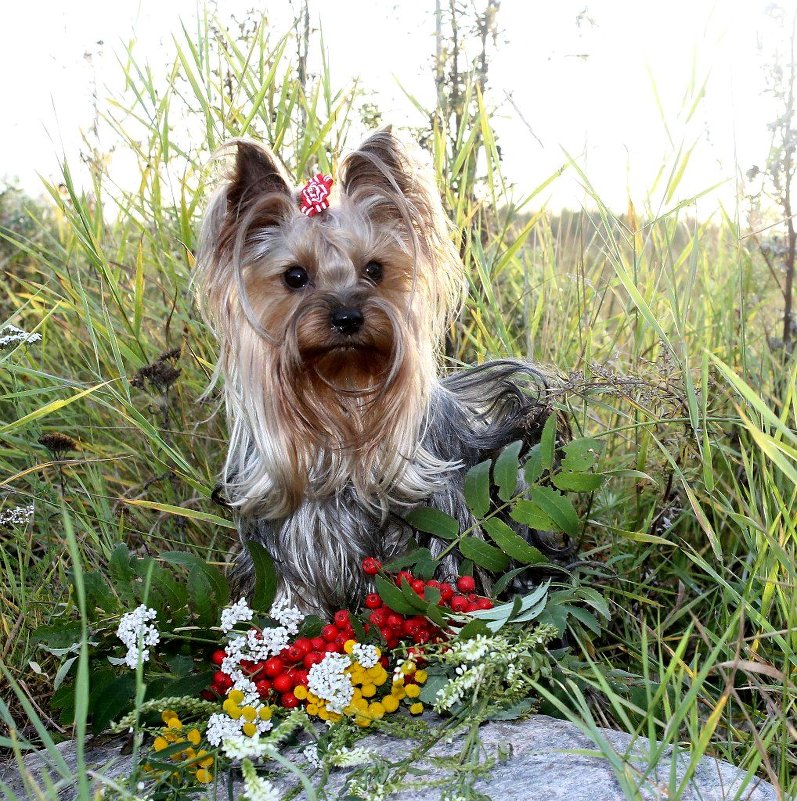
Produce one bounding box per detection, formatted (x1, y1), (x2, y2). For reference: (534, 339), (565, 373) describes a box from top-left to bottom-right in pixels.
(536, 604), (568, 635)
(524, 443), (544, 484)
(494, 440), (522, 501)
(91, 674), (136, 734)
(482, 518), (547, 564)
(488, 698), (535, 721)
(188, 567), (216, 627)
(32, 622), (82, 650)
(247, 541), (279, 614)
(404, 508), (460, 540)
(374, 575), (418, 615)
(455, 618), (491, 640)
(464, 460), (491, 518)
(492, 566), (530, 596)
(552, 472), (604, 492)
(529, 487), (580, 537)
(299, 614), (324, 639)
(419, 670), (449, 705)
(161, 551), (229, 609)
(560, 438), (602, 471)
(539, 414), (557, 470)
(459, 536), (509, 572)
(147, 670), (215, 701)
(399, 578), (430, 613)
(510, 499), (555, 530)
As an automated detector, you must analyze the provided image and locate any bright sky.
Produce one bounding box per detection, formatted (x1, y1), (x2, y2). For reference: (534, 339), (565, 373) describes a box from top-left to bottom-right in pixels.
(0, 1), (792, 213)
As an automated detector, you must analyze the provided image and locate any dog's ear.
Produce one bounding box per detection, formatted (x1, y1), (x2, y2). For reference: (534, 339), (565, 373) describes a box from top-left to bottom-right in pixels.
(226, 140), (294, 218)
(339, 127), (419, 209)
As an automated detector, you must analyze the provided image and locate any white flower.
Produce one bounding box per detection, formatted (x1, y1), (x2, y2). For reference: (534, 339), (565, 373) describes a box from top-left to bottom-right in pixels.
(0, 504), (34, 526)
(352, 643), (379, 669)
(116, 606), (159, 669)
(303, 743), (321, 768)
(222, 734), (270, 760)
(327, 746), (373, 767)
(0, 324), (41, 349)
(269, 598), (304, 635)
(206, 712), (243, 747)
(307, 652), (354, 714)
(220, 598), (254, 633)
(241, 760), (280, 801)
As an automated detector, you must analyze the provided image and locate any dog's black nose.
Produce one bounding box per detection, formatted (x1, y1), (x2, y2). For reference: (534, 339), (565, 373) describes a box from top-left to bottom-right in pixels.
(330, 307), (364, 335)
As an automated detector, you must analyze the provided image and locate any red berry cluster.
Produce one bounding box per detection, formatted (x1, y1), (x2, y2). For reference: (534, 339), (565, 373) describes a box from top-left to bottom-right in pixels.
(203, 609), (388, 708)
(362, 558), (494, 648)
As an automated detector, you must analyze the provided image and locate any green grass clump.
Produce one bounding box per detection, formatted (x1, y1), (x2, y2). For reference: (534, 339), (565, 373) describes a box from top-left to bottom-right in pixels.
(0, 9), (794, 800)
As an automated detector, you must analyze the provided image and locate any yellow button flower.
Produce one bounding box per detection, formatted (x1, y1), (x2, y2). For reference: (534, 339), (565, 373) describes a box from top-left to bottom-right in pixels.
(368, 702), (385, 719)
(259, 706), (273, 720)
(405, 683), (421, 698)
(195, 768), (213, 783)
(343, 639), (356, 654)
(228, 689), (245, 704)
(414, 670), (428, 683)
(382, 695), (399, 713)
(293, 685), (308, 700)
(242, 722), (257, 737)
(409, 702), (424, 715)
(153, 736), (168, 752)
(361, 683), (376, 698)
(161, 710), (177, 724)
(240, 705), (257, 723)
(187, 728), (201, 746)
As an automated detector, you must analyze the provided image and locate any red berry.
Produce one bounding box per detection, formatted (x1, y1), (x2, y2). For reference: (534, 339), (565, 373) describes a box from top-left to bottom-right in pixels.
(213, 670), (233, 690)
(322, 624), (339, 642)
(369, 609), (387, 627)
(362, 557), (382, 575)
(475, 597), (494, 610)
(264, 657), (284, 678)
(380, 656), (389, 668)
(303, 651), (324, 669)
(450, 595), (469, 613)
(439, 583), (454, 601)
(200, 689), (216, 701)
(323, 641), (338, 652)
(396, 570), (414, 586)
(281, 692), (299, 708)
(210, 649), (226, 666)
(464, 602), (478, 613)
(411, 579), (426, 595)
(387, 613), (404, 629)
(334, 633), (349, 649)
(273, 673), (293, 694)
(334, 610), (350, 627)
(457, 575), (476, 593)
(365, 593), (382, 609)
(239, 659), (255, 674)
(294, 638), (312, 657)
(311, 637), (326, 651)
(255, 679), (272, 697)
(292, 668), (309, 686)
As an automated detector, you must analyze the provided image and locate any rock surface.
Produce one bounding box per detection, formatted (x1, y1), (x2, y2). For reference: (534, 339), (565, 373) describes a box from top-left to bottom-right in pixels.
(1, 714), (777, 801)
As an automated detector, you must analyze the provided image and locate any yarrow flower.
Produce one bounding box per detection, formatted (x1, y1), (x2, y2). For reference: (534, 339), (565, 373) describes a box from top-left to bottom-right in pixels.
(307, 652), (354, 714)
(351, 643), (379, 669)
(269, 597), (304, 635)
(303, 743), (322, 768)
(116, 605), (159, 669)
(0, 324), (41, 349)
(221, 734), (270, 760)
(241, 759), (280, 801)
(327, 745), (374, 767)
(220, 598), (254, 633)
(0, 504), (34, 526)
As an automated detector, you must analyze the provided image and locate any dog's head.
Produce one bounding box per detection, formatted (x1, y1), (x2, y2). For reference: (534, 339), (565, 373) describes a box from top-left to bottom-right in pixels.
(196, 130), (463, 515)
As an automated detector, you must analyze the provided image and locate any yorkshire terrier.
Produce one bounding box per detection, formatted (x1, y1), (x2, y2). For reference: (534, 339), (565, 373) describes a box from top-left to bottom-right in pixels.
(196, 129), (552, 615)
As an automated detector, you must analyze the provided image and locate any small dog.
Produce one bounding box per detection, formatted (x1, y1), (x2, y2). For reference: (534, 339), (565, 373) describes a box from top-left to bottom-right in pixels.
(196, 129), (552, 614)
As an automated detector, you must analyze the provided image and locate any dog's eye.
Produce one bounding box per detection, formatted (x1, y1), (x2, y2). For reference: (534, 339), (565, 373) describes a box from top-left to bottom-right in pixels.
(283, 266), (309, 289)
(363, 261), (383, 283)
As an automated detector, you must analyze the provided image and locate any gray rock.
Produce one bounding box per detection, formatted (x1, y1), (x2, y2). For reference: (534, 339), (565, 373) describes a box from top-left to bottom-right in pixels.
(1, 715), (777, 801)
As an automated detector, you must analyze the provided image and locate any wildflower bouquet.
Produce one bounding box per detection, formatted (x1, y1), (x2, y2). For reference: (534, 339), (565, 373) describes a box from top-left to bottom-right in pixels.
(33, 422), (610, 799)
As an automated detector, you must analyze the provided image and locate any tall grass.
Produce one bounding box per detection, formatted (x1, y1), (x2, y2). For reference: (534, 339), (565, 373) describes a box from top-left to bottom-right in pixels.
(0, 10), (794, 800)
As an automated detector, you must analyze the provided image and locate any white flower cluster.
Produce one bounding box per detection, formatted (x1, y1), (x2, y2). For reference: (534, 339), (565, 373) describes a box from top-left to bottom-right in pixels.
(241, 760), (280, 801)
(116, 605), (159, 669)
(269, 597), (304, 635)
(433, 628), (555, 713)
(220, 598), (254, 633)
(0, 504), (34, 526)
(303, 743), (321, 768)
(206, 712), (243, 747)
(307, 652), (354, 714)
(221, 734), (269, 760)
(351, 642), (379, 669)
(0, 324), (41, 349)
(327, 745), (374, 767)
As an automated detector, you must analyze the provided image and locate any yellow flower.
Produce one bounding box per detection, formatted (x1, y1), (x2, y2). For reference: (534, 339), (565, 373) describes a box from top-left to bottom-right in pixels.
(240, 705), (257, 723)
(409, 702), (424, 715)
(187, 728), (201, 746)
(153, 736), (168, 752)
(228, 689), (245, 704)
(293, 685), (308, 700)
(259, 706), (273, 720)
(197, 750), (214, 769)
(414, 669), (428, 684)
(161, 710), (178, 724)
(382, 695), (399, 713)
(361, 683), (376, 698)
(405, 683), (421, 699)
(195, 768), (213, 783)
(343, 639), (356, 654)
(355, 715), (371, 727)
(368, 702), (385, 719)
(222, 700), (243, 719)
(400, 661), (416, 675)
(166, 717), (183, 729)
(306, 703), (319, 715)
(242, 722), (257, 737)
